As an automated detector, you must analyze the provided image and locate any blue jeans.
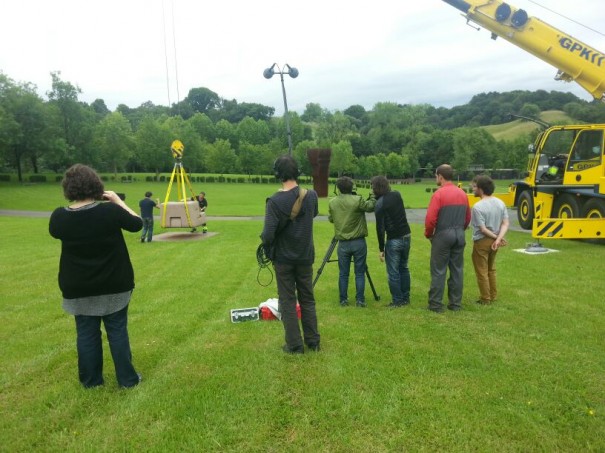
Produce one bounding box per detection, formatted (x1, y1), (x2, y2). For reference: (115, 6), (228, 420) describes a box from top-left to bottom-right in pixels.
(385, 235), (411, 304)
(141, 217), (154, 242)
(337, 238), (367, 302)
(74, 305), (139, 388)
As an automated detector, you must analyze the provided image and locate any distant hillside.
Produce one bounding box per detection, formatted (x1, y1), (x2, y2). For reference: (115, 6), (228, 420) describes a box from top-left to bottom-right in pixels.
(481, 110), (578, 140)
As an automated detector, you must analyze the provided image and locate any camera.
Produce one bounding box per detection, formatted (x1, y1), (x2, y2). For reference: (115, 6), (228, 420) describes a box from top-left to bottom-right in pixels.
(116, 192), (126, 201)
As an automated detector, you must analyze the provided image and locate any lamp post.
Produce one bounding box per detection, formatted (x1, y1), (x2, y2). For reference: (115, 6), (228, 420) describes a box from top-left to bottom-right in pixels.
(263, 63), (298, 155)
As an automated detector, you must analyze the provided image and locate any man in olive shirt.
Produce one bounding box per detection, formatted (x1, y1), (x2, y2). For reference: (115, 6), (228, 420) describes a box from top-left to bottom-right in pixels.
(328, 177), (376, 307)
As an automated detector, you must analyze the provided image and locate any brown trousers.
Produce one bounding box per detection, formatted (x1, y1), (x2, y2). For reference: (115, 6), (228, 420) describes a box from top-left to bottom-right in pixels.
(472, 237), (499, 302)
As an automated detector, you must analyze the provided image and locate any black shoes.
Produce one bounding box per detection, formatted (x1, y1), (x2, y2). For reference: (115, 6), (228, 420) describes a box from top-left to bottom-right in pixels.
(340, 300), (349, 307)
(282, 343), (320, 353)
(282, 344), (304, 354)
(307, 343), (321, 352)
(356, 300), (366, 308)
(387, 301), (409, 308)
(121, 373), (142, 389)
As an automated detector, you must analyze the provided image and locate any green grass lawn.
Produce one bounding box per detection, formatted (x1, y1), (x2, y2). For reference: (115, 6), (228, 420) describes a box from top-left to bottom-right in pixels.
(0, 178), (509, 215)
(482, 110), (577, 141)
(0, 184), (603, 451)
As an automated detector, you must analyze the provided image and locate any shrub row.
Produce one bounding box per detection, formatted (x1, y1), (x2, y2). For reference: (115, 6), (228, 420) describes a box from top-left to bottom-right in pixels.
(1, 174), (425, 187)
(141, 175), (315, 185)
(424, 187), (473, 193)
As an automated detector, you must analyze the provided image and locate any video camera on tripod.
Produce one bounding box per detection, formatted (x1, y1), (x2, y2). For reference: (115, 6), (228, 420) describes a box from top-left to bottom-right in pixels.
(312, 236), (380, 301)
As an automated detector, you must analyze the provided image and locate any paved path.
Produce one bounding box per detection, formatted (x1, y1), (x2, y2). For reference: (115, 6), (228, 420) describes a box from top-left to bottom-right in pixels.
(0, 208), (527, 232)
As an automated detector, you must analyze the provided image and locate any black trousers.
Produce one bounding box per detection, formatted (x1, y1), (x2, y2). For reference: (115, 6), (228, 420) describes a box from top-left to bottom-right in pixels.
(274, 263), (321, 350)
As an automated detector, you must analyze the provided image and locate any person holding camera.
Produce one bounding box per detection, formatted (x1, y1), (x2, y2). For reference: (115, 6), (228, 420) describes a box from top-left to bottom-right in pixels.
(370, 175), (412, 308)
(139, 191), (159, 242)
(328, 176), (376, 307)
(49, 164), (143, 388)
(260, 155), (320, 354)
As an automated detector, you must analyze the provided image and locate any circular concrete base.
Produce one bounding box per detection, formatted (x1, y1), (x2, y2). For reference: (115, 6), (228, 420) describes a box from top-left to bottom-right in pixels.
(153, 231), (219, 242)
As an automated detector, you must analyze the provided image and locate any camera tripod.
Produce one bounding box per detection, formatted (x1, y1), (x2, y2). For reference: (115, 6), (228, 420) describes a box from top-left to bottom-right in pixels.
(313, 237), (380, 301)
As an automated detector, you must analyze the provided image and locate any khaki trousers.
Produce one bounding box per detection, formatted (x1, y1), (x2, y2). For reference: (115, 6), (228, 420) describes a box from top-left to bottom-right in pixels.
(472, 237), (498, 302)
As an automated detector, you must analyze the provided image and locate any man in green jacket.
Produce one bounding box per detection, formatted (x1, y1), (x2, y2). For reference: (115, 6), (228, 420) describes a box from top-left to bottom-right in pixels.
(328, 176), (376, 307)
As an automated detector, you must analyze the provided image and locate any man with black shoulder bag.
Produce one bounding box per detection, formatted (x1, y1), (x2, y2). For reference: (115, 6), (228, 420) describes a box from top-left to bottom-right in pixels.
(260, 155), (321, 354)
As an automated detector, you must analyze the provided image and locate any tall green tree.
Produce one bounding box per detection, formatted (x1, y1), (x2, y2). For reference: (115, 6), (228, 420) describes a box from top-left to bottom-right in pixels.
(94, 111), (134, 175)
(366, 103), (411, 154)
(330, 140), (356, 177)
(237, 117), (270, 145)
(46, 72), (95, 164)
(162, 116), (205, 172)
(385, 152), (405, 178)
(215, 119), (238, 149)
(358, 155), (384, 178)
(293, 139), (318, 177)
(316, 111), (356, 147)
(188, 112), (216, 143)
(301, 102), (325, 123)
(205, 139), (237, 174)
(451, 127), (498, 174)
(134, 116), (173, 174)
(0, 75), (50, 181)
(46, 72), (80, 147)
(238, 141), (267, 177)
(183, 87), (220, 115)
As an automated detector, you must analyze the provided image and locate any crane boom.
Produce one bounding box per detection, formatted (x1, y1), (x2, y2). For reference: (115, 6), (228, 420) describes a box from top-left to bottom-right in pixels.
(442, 0), (605, 102)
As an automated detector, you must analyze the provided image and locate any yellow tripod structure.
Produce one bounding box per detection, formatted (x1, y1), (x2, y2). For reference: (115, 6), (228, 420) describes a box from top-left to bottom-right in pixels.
(160, 140), (204, 231)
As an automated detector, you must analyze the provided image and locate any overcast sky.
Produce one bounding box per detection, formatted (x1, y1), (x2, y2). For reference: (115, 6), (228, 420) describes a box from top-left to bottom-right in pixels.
(2, 0), (604, 114)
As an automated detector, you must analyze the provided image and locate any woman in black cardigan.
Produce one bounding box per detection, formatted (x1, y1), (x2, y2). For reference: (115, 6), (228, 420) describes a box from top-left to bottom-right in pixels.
(49, 164), (143, 388)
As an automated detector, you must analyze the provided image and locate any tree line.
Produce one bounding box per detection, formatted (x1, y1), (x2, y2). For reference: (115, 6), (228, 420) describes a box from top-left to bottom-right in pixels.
(2, 71), (605, 182)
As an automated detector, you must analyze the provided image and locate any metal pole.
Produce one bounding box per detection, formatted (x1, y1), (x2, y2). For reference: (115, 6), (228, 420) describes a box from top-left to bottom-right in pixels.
(279, 72), (293, 155)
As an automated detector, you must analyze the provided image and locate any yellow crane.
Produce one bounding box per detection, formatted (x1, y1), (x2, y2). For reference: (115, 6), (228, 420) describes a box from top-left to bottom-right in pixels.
(160, 140), (206, 232)
(442, 0), (605, 102)
(443, 0), (605, 239)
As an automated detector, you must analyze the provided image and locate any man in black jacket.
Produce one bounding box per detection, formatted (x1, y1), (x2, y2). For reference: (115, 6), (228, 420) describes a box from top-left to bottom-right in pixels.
(261, 155), (321, 354)
(371, 175), (412, 307)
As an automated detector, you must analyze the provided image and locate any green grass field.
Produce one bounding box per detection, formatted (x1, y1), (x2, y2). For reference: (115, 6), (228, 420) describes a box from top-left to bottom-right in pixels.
(482, 110), (577, 141)
(0, 177), (503, 216)
(0, 181), (604, 452)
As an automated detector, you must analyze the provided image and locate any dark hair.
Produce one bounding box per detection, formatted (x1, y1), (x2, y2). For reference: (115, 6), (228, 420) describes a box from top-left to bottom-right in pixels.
(273, 155), (299, 182)
(336, 176), (354, 194)
(145, 191), (152, 197)
(370, 175), (391, 198)
(436, 164), (454, 181)
(472, 175), (495, 196)
(62, 164), (104, 202)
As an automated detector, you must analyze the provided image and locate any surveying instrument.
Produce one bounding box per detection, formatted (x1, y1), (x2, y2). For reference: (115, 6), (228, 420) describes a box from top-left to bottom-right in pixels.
(160, 140), (206, 231)
(312, 237), (380, 301)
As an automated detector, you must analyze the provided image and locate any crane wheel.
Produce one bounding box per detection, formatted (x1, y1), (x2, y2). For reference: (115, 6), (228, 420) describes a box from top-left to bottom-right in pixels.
(552, 194), (580, 219)
(517, 191), (534, 230)
(581, 198), (605, 218)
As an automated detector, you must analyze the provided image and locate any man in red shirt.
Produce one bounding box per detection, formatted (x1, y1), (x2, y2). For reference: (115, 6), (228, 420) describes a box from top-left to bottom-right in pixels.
(424, 164), (471, 312)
